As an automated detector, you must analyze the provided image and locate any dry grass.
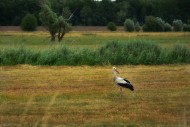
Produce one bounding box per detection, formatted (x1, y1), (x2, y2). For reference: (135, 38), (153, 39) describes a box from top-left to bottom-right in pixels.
(0, 31), (190, 37)
(0, 65), (190, 126)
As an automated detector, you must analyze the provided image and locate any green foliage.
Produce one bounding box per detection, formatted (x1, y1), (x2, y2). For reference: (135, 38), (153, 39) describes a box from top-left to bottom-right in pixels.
(116, 10), (127, 25)
(170, 44), (190, 63)
(124, 19), (135, 32)
(1, 41), (189, 66)
(183, 24), (190, 31)
(173, 19), (183, 31)
(21, 14), (37, 31)
(187, 18), (190, 25)
(143, 16), (156, 32)
(155, 17), (165, 31)
(0, 47), (39, 65)
(39, 4), (71, 42)
(143, 16), (165, 32)
(107, 22), (117, 31)
(135, 22), (141, 32)
(0, 0), (190, 26)
(39, 5), (58, 30)
(39, 4), (58, 42)
(80, 6), (93, 26)
(164, 23), (172, 32)
(57, 16), (71, 42)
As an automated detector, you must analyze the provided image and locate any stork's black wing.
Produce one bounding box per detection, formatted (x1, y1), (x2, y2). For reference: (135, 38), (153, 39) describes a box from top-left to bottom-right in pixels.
(118, 83), (134, 91)
(124, 78), (130, 84)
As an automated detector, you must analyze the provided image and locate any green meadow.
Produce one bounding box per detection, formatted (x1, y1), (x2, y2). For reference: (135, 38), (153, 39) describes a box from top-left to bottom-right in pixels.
(0, 32), (190, 50)
(0, 31), (190, 66)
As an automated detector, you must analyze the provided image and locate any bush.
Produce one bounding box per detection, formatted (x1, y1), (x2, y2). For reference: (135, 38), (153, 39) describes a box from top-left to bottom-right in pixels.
(170, 44), (190, 63)
(173, 19), (183, 31)
(124, 19), (135, 32)
(143, 16), (156, 32)
(0, 47), (38, 65)
(135, 22), (141, 32)
(183, 24), (190, 31)
(155, 17), (165, 31)
(143, 16), (165, 32)
(107, 22), (117, 31)
(21, 14), (37, 31)
(187, 18), (190, 25)
(164, 23), (172, 32)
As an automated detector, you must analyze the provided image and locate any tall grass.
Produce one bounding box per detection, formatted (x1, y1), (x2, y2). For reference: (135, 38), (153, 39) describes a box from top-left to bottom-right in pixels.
(0, 41), (189, 66)
(0, 46), (39, 65)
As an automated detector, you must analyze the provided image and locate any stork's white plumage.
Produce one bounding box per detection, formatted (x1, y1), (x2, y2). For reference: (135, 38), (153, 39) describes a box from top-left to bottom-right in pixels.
(112, 67), (134, 93)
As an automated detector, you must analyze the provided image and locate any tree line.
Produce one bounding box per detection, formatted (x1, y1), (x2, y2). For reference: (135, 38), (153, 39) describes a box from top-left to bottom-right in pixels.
(0, 0), (190, 26)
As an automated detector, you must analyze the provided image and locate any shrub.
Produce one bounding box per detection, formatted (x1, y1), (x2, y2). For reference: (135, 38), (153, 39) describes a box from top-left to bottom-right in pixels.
(155, 17), (165, 31)
(107, 22), (117, 31)
(143, 16), (165, 32)
(143, 16), (156, 32)
(0, 47), (38, 65)
(96, 41), (162, 65)
(183, 24), (190, 31)
(170, 44), (190, 63)
(124, 19), (135, 32)
(124, 41), (161, 64)
(135, 22), (141, 32)
(164, 23), (172, 32)
(187, 18), (190, 25)
(21, 14), (37, 31)
(173, 19), (183, 31)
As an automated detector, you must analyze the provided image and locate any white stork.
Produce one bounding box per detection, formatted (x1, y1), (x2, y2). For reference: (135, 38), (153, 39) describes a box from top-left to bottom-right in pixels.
(112, 67), (134, 94)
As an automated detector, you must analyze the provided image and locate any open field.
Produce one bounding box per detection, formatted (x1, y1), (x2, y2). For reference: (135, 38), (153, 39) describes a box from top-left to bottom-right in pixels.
(0, 65), (190, 126)
(0, 31), (190, 50)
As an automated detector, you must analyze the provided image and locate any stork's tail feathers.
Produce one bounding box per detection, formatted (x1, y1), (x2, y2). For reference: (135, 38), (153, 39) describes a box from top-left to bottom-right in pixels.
(118, 83), (134, 91)
(128, 84), (134, 91)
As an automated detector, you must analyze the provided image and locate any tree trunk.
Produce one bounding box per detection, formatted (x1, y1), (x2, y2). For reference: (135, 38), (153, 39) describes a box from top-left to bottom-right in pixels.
(58, 31), (65, 42)
(50, 34), (56, 43)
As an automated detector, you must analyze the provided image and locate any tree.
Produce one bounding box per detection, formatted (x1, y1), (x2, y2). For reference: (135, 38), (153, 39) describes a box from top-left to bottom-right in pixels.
(57, 16), (71, 42)
(116, 1), (129, 25)
(116, 10), (126, 25)
(21, 14), (37, 31)
(107, 22), (117, 31)
(80, 6), (93, 25)
(39, 5), (58, 42)
(155, 17), (165, 32)
(124, 19), (135, 32)
(98, 0), (116, 25)
(39, 4), (71, 42)
(173, 19), (183, 31)
(135, 22), (141, 32)
(164, 23), (172, 32)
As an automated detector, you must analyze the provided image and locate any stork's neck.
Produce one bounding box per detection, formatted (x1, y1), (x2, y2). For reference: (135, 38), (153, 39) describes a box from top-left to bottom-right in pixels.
(113, 70), (117, 82)
(113, 71), (117, 77)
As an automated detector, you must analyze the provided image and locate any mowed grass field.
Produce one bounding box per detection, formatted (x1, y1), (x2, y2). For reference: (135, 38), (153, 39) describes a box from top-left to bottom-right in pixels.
(0, 65), (190, 126)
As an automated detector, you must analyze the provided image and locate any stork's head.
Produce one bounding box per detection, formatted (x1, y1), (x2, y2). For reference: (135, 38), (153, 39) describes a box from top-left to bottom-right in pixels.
(113, 66), (119, 74)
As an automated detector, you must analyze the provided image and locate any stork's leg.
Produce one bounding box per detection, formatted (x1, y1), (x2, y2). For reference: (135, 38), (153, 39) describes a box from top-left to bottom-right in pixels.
(120, 87), (122, 95)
